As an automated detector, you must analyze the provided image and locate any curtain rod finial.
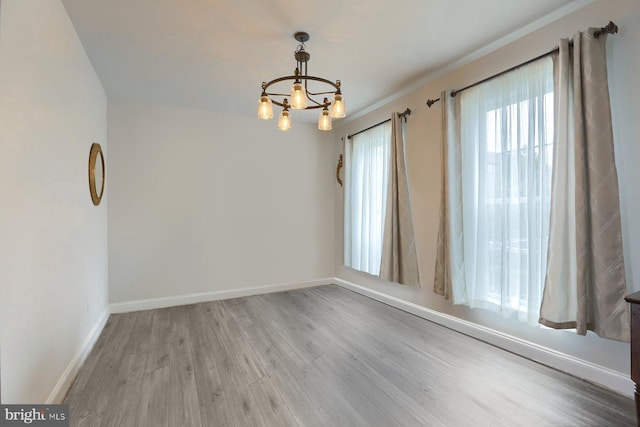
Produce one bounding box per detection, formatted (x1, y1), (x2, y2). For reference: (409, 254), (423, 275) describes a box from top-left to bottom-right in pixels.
(426, 98), (440, 108)
(595, 21), (618, 38)
(605, 21), (618, 34)
(399, 108), (411, 122)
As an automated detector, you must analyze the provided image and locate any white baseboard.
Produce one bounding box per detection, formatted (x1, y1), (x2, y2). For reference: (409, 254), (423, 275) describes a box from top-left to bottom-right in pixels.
(333, 277), (634, 398)
(46, 308), (110, 404)
(109, 278), (335, 314)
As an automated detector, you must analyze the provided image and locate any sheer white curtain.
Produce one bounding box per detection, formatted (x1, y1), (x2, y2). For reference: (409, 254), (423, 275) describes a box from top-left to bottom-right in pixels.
(456, 58), (554, 324)
(344, 122), (392, 275)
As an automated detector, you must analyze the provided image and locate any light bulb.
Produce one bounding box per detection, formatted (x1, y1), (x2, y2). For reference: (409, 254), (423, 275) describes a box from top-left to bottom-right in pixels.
(318, 109), (332, 131)
(257, 95), (273, 120)
(290, 82), (307, 109)
(278, 110), (291, 131)
(330, 93), (346, 118)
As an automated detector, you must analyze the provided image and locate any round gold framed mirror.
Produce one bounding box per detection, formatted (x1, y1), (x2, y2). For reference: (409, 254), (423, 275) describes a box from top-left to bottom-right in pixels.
(88, 143), (105, 206)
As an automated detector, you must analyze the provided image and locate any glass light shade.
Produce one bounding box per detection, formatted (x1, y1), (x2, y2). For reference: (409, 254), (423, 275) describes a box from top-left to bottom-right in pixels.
(257, 95), (273, 120)
(290, 82), (308, 109)
(330, 93), (346, 118)
(278, 110), (291, 131)
(318, 109), (332, 131)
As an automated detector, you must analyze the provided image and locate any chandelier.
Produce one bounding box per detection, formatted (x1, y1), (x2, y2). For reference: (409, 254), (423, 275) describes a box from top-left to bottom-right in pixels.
(257, 32), (346, 131)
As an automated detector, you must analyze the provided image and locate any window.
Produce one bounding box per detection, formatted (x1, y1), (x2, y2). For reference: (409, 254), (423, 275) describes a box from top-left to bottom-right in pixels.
(458, 57), (554, 324)
(343, 122), (392, 275)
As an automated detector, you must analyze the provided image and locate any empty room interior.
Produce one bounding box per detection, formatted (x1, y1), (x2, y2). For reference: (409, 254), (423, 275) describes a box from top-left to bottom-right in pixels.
(2, 0), (640, 425)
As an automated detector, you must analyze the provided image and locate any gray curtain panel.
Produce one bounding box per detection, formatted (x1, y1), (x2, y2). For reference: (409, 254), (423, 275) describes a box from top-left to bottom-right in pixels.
(433, 91), (465, 300)
(434, 91), (452, 299)
(380, 113), (420, 286)
(540, 29), (629, 342)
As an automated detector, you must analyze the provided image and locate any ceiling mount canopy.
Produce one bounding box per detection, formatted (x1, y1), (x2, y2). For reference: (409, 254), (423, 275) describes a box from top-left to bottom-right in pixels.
(258, 32), (346, 131)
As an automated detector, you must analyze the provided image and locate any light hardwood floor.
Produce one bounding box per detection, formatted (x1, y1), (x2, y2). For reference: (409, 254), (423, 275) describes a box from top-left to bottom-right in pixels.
(65, 285), (635, 426)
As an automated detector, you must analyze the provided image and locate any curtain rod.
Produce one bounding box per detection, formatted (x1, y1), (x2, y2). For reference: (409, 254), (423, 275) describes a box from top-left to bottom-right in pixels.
(425, 21), (618, 108)
(345, 108), (411, 140)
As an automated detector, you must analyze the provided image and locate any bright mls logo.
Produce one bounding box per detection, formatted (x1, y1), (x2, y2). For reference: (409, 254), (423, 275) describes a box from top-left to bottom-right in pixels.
(0, 405), (68, 427)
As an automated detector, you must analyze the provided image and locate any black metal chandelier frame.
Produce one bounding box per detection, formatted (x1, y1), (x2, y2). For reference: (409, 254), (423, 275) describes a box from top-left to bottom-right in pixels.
(260, 32), (342, 111)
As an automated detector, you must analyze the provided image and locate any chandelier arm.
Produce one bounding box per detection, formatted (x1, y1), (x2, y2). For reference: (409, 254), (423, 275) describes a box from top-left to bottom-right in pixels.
(263, 75), (303, 87)
(269, 99), (288, 108)
(306, 97), (324, 107)
(306, 90), (339, 96)
(303, 69), (319, 105)
(270, 99), (325, 109)
(300, 76), (339, 90)
(264, 92), (291, 97)
(263, 75), (339, 90)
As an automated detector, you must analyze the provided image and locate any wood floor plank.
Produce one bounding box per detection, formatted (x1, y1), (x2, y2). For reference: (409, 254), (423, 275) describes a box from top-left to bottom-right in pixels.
(169, 305), (203, 427)
(65, 285), (635, 426)
(137, 306), (173, 427)
(200, 301), (266, 390)
(271, 357), (370, 426)
(67, 312), (142, 426)
(101, 310), (153, 427)
(188, 304), (234, 427)
(247, 374), (300, 427)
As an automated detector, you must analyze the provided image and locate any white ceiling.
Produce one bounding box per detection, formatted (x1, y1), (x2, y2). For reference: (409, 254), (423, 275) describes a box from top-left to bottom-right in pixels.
(61, 0), (579, 123)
